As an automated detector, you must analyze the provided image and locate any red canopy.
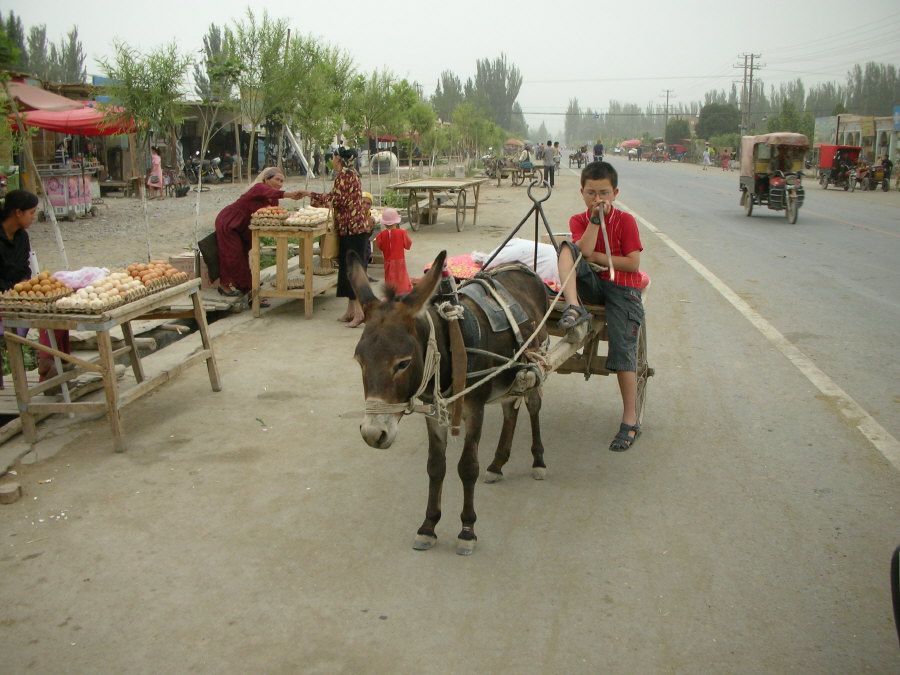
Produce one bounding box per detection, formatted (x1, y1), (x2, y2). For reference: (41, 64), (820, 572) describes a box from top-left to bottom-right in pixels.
(11, 105), (137, 136)
(620, 139), (641, 148)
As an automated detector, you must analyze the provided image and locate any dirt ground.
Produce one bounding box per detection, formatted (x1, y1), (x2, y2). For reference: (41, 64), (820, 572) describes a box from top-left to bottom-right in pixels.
(1, 163), (897, 673)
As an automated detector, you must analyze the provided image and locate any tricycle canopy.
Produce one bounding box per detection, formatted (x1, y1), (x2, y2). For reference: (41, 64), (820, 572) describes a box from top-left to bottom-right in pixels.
(740, 133), (809, 178)
(815, 144), (861, 170)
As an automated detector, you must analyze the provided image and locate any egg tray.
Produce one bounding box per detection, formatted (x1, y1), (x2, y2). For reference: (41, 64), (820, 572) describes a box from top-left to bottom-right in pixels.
(51, 285), (152, 314)
(128, 272), (190, 292)
(0, 287), (74, 304)
(250, 215), (291, 227)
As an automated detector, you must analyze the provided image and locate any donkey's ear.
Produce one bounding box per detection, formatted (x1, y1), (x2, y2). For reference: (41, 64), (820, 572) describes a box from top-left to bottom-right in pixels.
(347, 251), (379, 307)
(403, 250), (446, 314)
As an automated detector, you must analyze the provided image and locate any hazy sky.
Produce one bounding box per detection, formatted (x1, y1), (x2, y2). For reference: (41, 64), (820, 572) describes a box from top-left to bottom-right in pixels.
(6, 0), (899, 135)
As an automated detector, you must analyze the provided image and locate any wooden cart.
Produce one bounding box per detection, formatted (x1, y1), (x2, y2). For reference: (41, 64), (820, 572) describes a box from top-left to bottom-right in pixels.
(387, 178), (489, 232)
(1, 279), (221, 452)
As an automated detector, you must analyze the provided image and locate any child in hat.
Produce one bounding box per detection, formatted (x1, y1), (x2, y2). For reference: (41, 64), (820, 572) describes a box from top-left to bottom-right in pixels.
(374, 208), (412, 294)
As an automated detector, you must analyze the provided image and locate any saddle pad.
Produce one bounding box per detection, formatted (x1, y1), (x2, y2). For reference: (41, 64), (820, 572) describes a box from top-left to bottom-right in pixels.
(458, 278), (529, 334)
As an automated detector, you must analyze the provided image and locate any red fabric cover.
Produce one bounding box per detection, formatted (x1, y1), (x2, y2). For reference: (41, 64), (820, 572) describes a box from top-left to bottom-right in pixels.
(11, 105), (137, 135)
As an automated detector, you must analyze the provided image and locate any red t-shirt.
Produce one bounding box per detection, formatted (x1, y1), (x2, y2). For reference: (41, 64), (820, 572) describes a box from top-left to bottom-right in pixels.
(569, 206), (644, 289)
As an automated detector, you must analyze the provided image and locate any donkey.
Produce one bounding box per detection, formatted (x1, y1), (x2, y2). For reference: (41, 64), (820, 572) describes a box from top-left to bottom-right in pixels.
(349, 250), (550, 555)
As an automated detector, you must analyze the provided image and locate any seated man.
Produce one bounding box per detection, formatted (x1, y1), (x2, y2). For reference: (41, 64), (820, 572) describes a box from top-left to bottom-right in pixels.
(769, 146), (794, 174)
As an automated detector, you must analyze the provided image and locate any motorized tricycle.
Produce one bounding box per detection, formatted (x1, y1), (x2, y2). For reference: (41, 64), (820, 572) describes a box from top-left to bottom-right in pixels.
(815, 144), (860, 190)
(739, 132), (808, 224)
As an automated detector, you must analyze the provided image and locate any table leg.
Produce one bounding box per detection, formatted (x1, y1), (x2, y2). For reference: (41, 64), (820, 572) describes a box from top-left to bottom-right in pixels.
(473, 184), (482, 227)
(96, 329), (126, 452)
(5, 331), (37, 444)
(303, 231), (315, 319)
(250, 229), (261, 318)
(191, 289), (222, 391)
(121, 320), (145, 383)
(275, 235), (288, 292)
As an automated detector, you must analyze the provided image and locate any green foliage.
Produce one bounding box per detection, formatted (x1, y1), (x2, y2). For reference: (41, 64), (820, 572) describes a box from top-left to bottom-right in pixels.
(344, 70), (418, 147)
(709, 133), (739, 153)
(452, 102), (503, 151)
(765, 100), (814, 139)
(665, 119), (691, 144)
(0, 12), (24, 69)
(696, 103), (741, 140)
(381, 190), (407, 208)
(0, 340), (37, 375)
(97, 41), (191, 147)
(432, 71), (463, 122)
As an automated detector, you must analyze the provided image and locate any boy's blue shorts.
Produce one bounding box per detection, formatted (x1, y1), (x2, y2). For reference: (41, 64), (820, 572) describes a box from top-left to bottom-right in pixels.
(560, 241), (644, 372)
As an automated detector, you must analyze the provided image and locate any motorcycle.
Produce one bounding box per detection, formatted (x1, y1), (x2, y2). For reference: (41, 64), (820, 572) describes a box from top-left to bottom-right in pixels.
(188, 151), (223, 185)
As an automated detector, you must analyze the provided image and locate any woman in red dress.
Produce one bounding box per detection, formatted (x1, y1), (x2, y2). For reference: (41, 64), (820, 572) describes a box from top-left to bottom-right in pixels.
(374, 208), (412, 294)
(298, 148), (369, 327)
(214, 167), (301, 297)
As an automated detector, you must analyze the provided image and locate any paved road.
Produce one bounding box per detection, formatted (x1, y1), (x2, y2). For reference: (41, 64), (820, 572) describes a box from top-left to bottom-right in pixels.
(0, 165), (897, 673)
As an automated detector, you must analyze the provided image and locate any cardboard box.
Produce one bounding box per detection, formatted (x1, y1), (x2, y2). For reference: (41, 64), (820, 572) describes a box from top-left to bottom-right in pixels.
(169, 252), (216, 290)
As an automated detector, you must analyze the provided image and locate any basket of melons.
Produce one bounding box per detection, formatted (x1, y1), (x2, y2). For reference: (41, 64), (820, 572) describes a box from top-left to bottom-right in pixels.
(125, 261), (190, 291)
(250, 206), (290, 227)
(54, 272), (147, 314)
(0, 272), (73, 313)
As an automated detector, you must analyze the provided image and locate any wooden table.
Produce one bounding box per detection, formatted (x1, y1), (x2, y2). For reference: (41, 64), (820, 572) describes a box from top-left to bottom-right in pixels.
(1, 279), (221, 452)
(387, 178), (489, 232)
(249, 223), (338, 318)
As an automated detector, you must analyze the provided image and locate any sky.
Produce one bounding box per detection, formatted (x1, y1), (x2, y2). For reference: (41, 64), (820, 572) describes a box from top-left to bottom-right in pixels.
(5, 0), (899, 136)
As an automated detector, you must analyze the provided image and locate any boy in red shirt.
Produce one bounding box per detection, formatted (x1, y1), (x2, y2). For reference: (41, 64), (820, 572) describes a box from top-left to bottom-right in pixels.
(374, 208), (412, 294)
(556, 161), (646, 451)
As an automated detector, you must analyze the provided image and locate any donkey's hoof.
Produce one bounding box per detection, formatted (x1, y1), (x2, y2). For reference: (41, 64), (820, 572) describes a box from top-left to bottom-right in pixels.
(456, 538), (476, 555)
(412, 534), (437, 551)
(532, 466), (547, 480)
(483, 470), (503, 484)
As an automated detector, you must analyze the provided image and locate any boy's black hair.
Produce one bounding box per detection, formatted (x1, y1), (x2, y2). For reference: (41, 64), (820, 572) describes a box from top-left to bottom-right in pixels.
(1, 190), (39, 220)
(580, 161), (618, 189)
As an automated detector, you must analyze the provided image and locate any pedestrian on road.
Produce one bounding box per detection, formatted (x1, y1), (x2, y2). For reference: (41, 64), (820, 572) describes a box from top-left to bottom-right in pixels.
(543, 140), (556, 188)
(702, 147), (712, 170)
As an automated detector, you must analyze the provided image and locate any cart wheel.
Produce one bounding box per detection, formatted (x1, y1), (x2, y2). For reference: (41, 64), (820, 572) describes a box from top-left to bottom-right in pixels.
(635, 324), (652, 426)
(785, 194), (798, 224)
(407, 194), (421, 232)
(455, 190), (467, 232)
(742, 190), (753, 216)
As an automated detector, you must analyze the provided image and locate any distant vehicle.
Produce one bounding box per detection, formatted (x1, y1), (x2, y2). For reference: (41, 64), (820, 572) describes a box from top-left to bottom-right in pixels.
(739, 132), (808, 224)
(815, 144), (860, 190)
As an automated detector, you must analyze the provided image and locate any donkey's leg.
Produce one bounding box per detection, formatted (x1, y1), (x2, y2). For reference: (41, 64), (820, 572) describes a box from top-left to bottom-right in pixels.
(456, 403), (484, 555)
(414, 417), (447, 551)
(484, 399), (521, 483)
(525, 388), (547, 480)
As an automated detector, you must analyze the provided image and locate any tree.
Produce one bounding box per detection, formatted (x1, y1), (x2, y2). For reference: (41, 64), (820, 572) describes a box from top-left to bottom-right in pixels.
(97, 40), (191, 259)
(49, 27), (86, 83)
(25, 25), (49, 80)
(765, 100), (813, 140)
(845, 62), (899, 116)
(0, 15), (22, 70)
(665, 118), (691, 145)
(344, 70), (417, 150)
(695, 103), (741, 140)
(431, 70), (463, 122)
(1, 12), (25, 69)
(452, 102), (502, 154)
(224, 9), (290, 181)
(468, 53), (522, 130)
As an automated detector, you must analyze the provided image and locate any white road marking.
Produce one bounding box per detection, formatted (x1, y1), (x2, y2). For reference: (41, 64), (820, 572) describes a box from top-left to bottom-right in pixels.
(619, 200), (900, 472)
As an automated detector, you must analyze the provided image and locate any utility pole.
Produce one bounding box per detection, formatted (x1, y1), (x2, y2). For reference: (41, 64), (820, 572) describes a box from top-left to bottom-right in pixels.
(735, 53), (764, 134)
(660, 89), (675, 146)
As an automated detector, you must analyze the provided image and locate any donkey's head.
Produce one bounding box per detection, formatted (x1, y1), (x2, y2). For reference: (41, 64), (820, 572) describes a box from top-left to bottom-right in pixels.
(350, 250), (446, 448)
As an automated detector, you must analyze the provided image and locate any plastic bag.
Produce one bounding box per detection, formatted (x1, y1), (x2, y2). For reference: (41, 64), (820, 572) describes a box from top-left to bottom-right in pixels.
(53, 267), (109, 289)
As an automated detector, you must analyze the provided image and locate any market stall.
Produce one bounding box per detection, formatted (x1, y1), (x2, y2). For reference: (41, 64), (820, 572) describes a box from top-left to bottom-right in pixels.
(248, 206), (338, 318)
(1, 271), (221, 453)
